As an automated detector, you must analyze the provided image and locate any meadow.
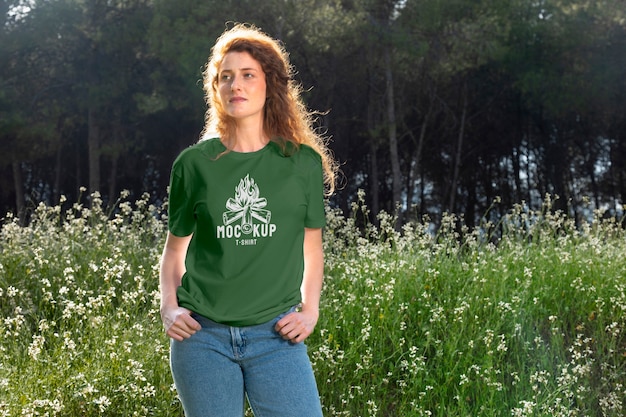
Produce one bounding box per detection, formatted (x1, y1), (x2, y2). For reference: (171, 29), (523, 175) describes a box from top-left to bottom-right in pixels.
(1, 190), (625, 416)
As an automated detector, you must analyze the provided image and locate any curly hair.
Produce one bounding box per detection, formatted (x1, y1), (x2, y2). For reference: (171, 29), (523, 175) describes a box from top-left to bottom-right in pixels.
(202, 23), (338, 195)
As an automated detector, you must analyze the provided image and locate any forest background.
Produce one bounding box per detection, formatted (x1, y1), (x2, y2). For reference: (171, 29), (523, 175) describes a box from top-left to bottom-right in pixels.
(1, 0), (625, 225)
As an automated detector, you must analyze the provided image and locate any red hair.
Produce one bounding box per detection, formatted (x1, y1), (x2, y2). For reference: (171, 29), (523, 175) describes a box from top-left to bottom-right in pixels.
(202, 23), (337, 195)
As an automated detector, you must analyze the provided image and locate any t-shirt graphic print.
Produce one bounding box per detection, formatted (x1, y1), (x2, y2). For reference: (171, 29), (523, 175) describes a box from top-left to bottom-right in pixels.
(217, 174), (277, 245)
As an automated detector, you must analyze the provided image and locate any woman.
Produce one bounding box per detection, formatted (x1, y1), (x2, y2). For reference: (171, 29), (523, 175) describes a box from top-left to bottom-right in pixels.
(159, 23), (338, 417)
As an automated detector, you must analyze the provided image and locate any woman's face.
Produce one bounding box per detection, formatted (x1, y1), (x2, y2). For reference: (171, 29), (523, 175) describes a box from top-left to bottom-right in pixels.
(217, 51), (267, 124)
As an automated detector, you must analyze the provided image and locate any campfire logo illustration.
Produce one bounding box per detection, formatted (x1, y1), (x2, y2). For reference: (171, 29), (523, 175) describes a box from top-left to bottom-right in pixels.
(217, 174), (276, 244)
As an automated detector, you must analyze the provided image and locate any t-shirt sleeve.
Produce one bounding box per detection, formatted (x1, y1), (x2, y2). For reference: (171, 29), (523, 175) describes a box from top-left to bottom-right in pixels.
(304, 152), (326, 229)
(168, 157), (196, 236)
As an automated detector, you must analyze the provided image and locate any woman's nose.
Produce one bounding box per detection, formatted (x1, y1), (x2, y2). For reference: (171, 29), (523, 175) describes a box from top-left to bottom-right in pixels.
(231, 76), (242, 91)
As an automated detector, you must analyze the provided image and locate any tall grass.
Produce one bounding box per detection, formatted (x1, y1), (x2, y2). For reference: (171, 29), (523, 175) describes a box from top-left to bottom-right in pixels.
(1, 191), (625, 416)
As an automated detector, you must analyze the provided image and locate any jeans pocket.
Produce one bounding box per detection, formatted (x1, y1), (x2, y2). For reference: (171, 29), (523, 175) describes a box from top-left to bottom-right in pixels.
(189, 312), (217, 329)
(271, 304), (301, 326)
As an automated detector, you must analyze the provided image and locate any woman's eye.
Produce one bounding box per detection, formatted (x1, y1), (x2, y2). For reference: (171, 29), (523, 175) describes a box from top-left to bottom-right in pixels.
(220, 74), (231, 81)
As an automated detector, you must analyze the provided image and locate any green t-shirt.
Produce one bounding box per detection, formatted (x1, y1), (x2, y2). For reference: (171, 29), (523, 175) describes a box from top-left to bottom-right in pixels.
(168, 138), (326, 326)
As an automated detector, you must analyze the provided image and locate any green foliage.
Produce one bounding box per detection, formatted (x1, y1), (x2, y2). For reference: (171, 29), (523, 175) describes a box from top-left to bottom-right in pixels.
(2, 0), (626, 223)
(317, 193), (626, 415)
(1, 192), (625, 415)
(0, 191), (170, 416)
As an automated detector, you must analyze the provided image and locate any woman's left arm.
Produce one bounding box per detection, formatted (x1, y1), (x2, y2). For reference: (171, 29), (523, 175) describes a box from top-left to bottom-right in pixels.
(275, 227), (324, 343)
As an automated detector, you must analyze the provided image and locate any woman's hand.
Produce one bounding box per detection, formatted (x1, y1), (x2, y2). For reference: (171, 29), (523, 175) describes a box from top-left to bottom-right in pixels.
(161, 306), (201, 342)
(275, 309), (319, 343)
(159, 232), (198, 342)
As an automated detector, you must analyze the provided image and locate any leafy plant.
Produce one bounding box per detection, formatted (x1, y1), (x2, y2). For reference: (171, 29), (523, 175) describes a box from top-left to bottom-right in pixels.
(1, 192), (625, 416)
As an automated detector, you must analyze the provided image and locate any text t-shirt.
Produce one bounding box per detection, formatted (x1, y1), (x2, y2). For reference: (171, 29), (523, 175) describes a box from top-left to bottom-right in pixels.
(168, 138), (326, 326)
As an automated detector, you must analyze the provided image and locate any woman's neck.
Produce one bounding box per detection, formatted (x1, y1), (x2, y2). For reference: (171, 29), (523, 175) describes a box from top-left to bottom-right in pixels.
(228, 122), (269, 153)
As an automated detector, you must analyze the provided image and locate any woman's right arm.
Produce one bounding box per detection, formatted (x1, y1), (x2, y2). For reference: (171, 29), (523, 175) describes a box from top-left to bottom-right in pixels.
(159, 232), (201, 341)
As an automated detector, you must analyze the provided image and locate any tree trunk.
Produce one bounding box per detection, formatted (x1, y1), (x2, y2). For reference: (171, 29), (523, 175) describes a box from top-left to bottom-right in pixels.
(53, 145), (62, 204)
(511, 146), (522, 204)
(11, 160), (25, 223)
(524, 119), (533, 205)
(75, 137), (83, 194)
(610, 136), (622, 215)
(88, 106), (101, 196)
(108, 155), (118, 206)
(407, 103), (432, 213)
(369, 140), (380, 216)
(449, 83), (467, 213)
(366, 54), (380, 217)
(511, 99), (524, 204)
(384, 47), (401, 212)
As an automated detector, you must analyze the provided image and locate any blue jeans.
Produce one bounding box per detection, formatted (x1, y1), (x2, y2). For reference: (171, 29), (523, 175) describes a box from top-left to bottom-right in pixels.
(170, 307), (323, 417)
